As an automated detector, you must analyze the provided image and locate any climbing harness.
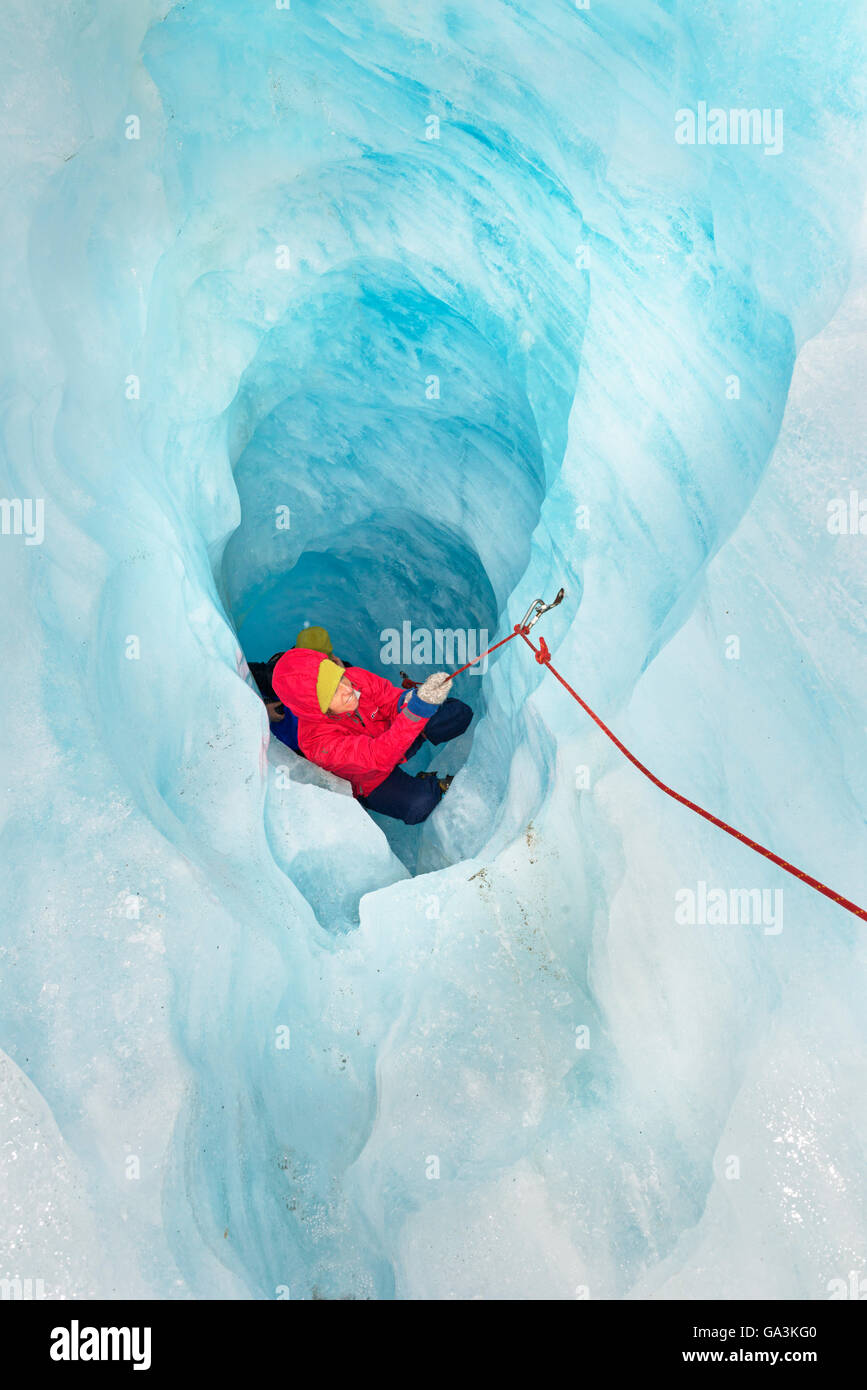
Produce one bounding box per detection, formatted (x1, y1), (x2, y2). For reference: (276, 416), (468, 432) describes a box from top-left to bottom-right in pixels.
(434, 588), (866, 923)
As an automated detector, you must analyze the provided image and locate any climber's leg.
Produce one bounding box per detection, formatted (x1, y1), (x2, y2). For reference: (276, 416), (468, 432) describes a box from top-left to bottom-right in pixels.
(358, 766), (442, 824)
(405, 697), (472, 757)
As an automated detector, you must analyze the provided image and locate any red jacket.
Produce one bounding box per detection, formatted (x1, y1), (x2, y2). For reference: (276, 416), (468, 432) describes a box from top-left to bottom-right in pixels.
(271, 647), (429, 797)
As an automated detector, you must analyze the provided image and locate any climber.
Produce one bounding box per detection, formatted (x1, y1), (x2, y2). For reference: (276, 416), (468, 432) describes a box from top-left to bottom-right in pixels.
(271, 647), (473, 823)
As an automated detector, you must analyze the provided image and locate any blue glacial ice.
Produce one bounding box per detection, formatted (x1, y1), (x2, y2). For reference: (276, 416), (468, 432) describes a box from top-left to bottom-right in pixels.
(0, 0), (865, 1299)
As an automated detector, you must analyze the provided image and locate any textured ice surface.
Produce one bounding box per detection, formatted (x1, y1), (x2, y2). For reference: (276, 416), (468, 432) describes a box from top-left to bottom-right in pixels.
(0, 0), (865, 1299)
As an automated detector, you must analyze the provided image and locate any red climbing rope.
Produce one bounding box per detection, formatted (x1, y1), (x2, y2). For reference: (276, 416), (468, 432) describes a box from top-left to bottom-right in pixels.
(440, 617), (867, 923)
(448, 628), (527, 678)
(400, 628), (525, 688)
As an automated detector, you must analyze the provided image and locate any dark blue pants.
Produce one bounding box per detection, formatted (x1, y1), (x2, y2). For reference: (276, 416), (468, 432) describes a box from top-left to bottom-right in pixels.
(358, 698), (473, 824)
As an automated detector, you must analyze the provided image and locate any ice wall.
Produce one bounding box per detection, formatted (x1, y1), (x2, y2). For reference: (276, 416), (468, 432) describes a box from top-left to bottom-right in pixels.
(0, 0), (865, 1300)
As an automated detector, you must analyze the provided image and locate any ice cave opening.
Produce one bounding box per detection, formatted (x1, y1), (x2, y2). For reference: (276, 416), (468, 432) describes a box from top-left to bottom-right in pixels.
(219, 261), (549, 868)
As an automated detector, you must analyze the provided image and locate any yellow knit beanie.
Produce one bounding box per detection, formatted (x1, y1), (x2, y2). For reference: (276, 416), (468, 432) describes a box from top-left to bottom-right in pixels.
(296, 626), (333, 656)
(316, 659), (345, 713)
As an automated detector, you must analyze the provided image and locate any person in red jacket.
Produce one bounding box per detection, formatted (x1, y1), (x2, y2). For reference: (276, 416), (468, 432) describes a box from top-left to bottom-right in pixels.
(271, 647), (472, 823)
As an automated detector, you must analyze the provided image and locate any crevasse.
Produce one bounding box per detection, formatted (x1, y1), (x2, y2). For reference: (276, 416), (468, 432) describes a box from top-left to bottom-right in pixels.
(0, 0), (865, 1299)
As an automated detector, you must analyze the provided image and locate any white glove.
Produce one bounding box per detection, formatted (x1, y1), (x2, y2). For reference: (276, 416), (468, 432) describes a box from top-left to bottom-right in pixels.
(415, 672), (452, 705)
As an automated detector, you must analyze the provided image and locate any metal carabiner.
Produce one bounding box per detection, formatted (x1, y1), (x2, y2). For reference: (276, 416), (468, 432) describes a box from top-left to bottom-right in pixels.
(519, 587), (565, 632)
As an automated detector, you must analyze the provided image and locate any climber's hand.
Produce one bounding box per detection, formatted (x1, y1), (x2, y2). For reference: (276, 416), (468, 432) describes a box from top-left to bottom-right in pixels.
(415, 672), (452, 705)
